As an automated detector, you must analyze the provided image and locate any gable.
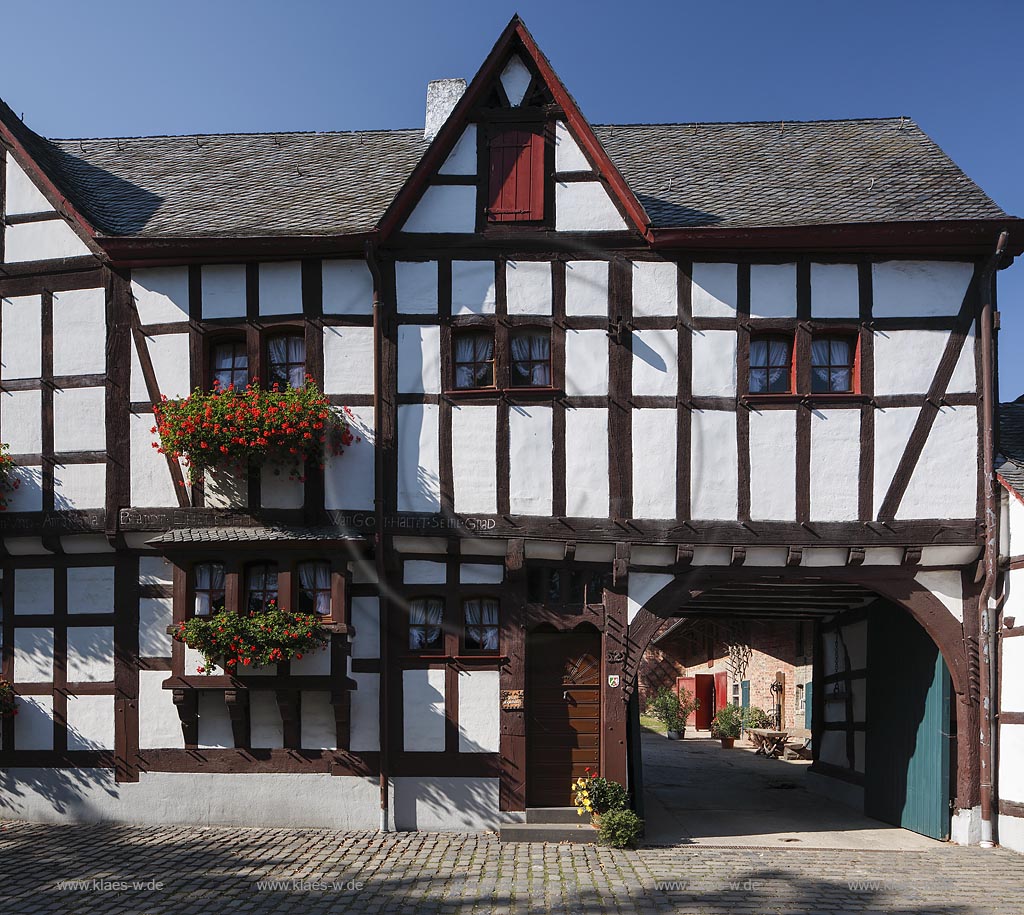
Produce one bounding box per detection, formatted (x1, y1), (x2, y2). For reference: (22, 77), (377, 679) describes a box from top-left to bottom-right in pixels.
(381, 16), (646, 240)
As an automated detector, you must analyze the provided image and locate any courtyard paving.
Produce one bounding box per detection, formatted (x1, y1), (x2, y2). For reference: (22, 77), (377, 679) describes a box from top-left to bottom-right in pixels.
(1, 818), (1022, 915)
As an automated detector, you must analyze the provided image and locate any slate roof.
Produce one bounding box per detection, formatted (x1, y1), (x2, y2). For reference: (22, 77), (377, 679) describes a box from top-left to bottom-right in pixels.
(148, 524), (366, 546)
(998, 402), (1024, 498)
(7, 114), (1009, 238)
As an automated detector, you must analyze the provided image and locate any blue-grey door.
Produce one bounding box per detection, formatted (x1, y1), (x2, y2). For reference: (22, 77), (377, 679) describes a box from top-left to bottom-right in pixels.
(865, 606), (951, 840)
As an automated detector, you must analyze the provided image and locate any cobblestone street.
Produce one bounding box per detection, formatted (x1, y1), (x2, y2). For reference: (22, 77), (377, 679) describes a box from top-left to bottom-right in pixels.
(1, 821), (1022, 915)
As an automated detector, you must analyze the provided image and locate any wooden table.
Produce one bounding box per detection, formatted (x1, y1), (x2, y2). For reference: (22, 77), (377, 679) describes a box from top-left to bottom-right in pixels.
(747, 728), (789, 758)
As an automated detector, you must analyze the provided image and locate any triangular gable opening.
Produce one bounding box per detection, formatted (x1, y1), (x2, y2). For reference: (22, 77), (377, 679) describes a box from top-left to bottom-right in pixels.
(379, 15), (650, 240)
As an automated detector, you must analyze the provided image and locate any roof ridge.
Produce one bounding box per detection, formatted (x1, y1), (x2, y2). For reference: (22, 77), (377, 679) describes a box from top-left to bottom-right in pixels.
(50, 126), (425, 143)
(593, 116), (916, 129)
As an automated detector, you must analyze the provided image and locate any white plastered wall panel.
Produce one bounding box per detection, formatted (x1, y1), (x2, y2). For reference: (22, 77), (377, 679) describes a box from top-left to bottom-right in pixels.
(200, 265), (246, 319)
(451, 260), (496, 314)
(395, 261), (438, 314)
(749, 410), (796, 521)
(999, 724), (1024, 804)
(325, 405), (374, 511)
(138, 669), (185, 748)
(143, 333), (191, 400)
(632, 329), (677, 397)
(439, 126), (478, 175)
(949, 328), (978, 394)
(322, 260), (373, 315)
(5, 156), (54, 214)
(4, 220), (91, 262)
(250, 691), (284, 748)
(130, 412), (179, 507)
(53, 387), (105, 452)
(258, 261), (302, 315)
(402, 185), (476, 234)
(810, 263), (860, 318)
(555, 182), (628, 232)
(564, 261), (608, 315)
(1, 295), (42, 379)
(632, 409), (676, 520)
(323, 325), (375, 395)
(508, 405), (552, 515)
(691, 263), (738, 317)
(873, 329), (961, 396)
(914, 570), (963, 623)
(565, 408), (608, 518)
(872, 261), (974, 317)
(691, 410), (738, 520)
(66, 626), (115, 682)
(14, 568), (53, 614)
(1003, 637), (1024, 712)
(451, 404), (497, 514)
(67, 567), (114, 613)
(261, 465), (303, 510)
(7, 465), (43, 511)
(197, 692), (234, 749)
(809, 409), (861, 521)
(139, 597), (173, 657)
(397, 404), (441, 512)
(66, 694), (115, 750)
(872, 406), (918, 517)
(403, 668), (446, 751)
(506, 261), (552, 315)
(300, 692), (337, 749)
(749, 263), (797, 318)
(898, 405), (978, 520)
(564, 329), (608, 396)
(458, 669), (499, 752)
(627, 572), (674, 624)
(397, 325), (441, 394)
(349, 672), (380, 751)
(691, 330), (737, 397)
(14, 627), (53, 681)
(131, 267), (189, 324)
(15, 696), (54, 750)
(1, 389), (42, 453)
(632, 261), (678, 317)
(500, 55), (532, 104)
(351, 597), (380, 659)
(554, 120), (590, 172)
(52, 288), (106, 376)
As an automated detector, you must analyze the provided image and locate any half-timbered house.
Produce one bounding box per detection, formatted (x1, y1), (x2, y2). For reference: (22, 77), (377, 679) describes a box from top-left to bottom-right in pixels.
(0, 17), (1021, 843)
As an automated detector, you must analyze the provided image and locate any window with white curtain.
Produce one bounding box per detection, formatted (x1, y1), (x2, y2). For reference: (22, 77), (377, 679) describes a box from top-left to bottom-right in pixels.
(749, 336), (792, 394)
(194, 562), (226, 616)
(463, 598), (499, 652)
(409, 598), (444, 651)
(268, 334), (306, 389)
(297, 560), (332, 616)
(810, 336), (855, 393)
(510, 329), (550, 387)
(453, 331), (495, 389)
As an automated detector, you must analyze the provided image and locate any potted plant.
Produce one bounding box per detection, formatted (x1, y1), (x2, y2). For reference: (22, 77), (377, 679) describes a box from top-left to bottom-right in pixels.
(173, 600), (329, 674)
(741, 705), (771, 737)
(571, 767), (628, 827)
(647, 686), (699, 739)
(0, 678), (18, 719)
(710, 704), (742, 748)
(152, 379), (352, 486)
(0, 443), (21, 510)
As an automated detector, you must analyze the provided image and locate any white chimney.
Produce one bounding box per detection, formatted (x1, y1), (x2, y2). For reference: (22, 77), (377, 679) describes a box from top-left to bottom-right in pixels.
(424, 78), (466, 142)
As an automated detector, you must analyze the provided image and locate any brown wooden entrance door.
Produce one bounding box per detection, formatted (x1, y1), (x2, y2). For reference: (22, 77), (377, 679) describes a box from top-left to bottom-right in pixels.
(526, 629), (601, 807)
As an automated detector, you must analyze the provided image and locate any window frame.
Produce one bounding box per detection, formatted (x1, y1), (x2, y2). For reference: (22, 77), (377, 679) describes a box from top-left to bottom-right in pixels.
(507, 326), (553, 390)
(296, 559), (334, 620)
(407, 595), (447, 655)
(245, 561), (280, 614)
(192, 561), (227, 617)
(207, 337), (250, 392)
(809, 333), (860, 395)
(265, 331), (307, 390)
(447, 321), (555, 395)
(451, 328), (498, 392)
(743, 326), (862, 399)
(460, 595), (501, 655)
(747, 333), (795, 396)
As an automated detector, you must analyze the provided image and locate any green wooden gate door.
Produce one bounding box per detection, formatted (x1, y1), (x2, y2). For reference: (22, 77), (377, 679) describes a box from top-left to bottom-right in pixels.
(865, 605), (951, 840)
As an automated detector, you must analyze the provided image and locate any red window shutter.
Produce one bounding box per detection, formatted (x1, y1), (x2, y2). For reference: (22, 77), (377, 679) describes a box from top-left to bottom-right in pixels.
(487, 128), (544, 222)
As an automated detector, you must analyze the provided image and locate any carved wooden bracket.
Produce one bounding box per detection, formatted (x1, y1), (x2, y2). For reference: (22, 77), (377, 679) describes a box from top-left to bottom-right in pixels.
(275, 689), (300, 748)
(329, 690), (351, 752)
(172, 688), (198, 746)
(224, 688), (250, 749)
(613, 542), (630, 587)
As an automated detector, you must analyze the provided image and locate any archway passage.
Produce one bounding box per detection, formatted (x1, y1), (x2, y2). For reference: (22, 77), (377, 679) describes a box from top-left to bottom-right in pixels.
(630, 572), (962, 848)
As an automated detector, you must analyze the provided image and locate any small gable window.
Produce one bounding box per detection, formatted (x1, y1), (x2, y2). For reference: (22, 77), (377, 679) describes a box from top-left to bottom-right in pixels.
(487, 128), (545, 223)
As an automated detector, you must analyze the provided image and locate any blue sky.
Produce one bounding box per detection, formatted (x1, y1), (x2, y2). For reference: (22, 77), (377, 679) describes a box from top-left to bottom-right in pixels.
(4, 0), (1022, 396)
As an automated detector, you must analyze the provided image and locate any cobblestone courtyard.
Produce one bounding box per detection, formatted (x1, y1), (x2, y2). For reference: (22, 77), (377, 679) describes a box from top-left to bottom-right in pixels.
(1, 821), (1022, 915)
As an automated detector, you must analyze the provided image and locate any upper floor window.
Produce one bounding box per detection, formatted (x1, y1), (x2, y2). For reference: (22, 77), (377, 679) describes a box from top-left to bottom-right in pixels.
(297, 560), (332, 616)
(210, 340), (249, 390)
(246, 562), (279, 613)
(510, 329), (550, 387)
(268, 334), (306, 389)
(409, 598), (444, 652)
(811, 336), (856, 394)
(749, 336), (793, 394)
(463, 598), (499, 652)
(487, 128), (545, 223)
(454, 331), (496, 390)
(194, 562), (226, 616)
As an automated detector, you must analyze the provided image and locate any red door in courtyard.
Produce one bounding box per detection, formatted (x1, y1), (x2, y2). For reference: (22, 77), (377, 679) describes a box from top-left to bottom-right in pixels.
(526, 629), (602, 807)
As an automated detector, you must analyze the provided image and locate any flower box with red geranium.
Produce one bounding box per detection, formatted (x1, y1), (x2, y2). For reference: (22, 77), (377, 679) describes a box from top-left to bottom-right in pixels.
(0, 443), (22, 511)
(151, 379), (354, 485)
(172, 599), (330, 675)
(0, 677), (18, 719)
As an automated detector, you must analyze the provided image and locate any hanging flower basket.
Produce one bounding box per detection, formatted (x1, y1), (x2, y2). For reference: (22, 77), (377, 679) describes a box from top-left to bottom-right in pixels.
(172, 600), (330, 674)
(0, 678), (18, 718)
(0, 443), (21, 511)
(151, 379), (353, 485)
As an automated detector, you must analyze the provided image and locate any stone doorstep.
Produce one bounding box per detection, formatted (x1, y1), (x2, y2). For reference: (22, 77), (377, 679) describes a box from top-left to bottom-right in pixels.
(498, 822), (597, 844)
(525, 807), (582, 824)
